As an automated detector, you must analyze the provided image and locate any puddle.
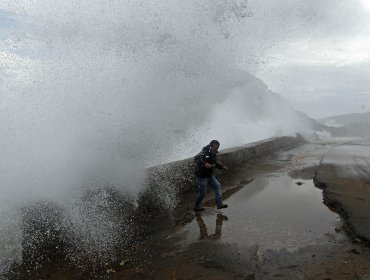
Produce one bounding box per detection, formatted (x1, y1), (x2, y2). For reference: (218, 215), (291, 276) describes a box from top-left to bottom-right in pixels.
(177, 174), (343, 253)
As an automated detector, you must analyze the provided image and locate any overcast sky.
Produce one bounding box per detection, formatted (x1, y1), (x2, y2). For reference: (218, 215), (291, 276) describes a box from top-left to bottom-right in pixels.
(1, 0), (370, 119)
(252, 0), (370, 118)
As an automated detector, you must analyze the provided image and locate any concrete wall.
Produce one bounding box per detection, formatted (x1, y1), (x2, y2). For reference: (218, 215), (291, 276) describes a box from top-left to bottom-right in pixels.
(141, 136), (306, 208)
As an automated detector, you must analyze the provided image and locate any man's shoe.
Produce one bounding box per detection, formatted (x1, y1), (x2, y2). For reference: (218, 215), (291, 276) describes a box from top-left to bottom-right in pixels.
(217, 204), (228, 209)
(193, 207), (205, 212)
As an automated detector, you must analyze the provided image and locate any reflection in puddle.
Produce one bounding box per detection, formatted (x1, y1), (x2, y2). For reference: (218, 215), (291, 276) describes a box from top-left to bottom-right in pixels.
(195, 213), (228, 240)
(178, 174), (343, 253)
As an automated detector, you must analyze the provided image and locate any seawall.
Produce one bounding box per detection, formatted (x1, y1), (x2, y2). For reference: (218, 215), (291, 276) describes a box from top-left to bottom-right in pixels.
(140, 135), (306, 212)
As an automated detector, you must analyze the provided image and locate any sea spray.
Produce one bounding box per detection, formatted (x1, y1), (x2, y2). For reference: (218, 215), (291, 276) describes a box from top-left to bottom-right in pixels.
(0, 0), (327, 274)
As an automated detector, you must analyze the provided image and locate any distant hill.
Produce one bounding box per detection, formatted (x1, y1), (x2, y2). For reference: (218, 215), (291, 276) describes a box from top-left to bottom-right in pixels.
(317, 111), (370, 137)
(319, 111), (370, 126)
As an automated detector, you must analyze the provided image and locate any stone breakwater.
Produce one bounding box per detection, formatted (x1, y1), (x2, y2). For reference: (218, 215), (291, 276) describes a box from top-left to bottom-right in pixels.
(140, 135), (306, 212)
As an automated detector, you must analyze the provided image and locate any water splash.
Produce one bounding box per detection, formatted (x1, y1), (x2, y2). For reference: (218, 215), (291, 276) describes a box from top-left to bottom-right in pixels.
(0, 0), (327, 273)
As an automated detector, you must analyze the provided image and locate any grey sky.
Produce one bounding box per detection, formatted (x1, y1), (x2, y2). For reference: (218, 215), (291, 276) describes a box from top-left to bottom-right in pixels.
(0, 10), (14, 26)
(1, 1), (370, 119)
(252, 0), (370, 118)
(0, 9), (16, 38)
(259, 62), (370, 118)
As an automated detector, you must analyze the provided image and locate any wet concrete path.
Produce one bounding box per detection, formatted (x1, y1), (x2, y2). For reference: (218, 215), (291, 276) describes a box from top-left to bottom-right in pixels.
(154, 154), (343, 279)
(178, 176), (341, 253)
(10, 139), (370, 279)
(106, 139), (370, 280)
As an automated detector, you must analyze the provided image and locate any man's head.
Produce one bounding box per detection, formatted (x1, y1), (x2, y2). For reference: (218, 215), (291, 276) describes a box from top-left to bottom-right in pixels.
(209, 140), (220, 153)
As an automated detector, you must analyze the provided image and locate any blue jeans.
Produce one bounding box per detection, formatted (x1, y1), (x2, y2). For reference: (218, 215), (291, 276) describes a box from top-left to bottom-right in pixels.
(195, 175), (223, 208)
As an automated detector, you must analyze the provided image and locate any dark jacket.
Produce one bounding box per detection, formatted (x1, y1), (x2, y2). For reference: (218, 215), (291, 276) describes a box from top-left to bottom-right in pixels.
(194, 145), (224, 178)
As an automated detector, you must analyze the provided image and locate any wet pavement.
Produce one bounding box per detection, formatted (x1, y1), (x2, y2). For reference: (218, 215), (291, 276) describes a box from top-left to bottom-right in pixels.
(7, 138), (370, 279)
(176, 176), (341, 253)
(106, 138), (370, 280)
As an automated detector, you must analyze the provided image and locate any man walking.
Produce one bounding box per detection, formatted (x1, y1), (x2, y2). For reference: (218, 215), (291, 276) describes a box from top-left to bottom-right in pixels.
(193, 140), (229, 211)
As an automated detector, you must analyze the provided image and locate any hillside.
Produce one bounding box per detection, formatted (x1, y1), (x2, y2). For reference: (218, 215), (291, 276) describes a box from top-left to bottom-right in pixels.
(317, 111), (370, 137)
(319, 111), (370, 126)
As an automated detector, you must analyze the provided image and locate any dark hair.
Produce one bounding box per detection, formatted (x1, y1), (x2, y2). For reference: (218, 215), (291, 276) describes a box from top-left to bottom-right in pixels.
(209, 140), (220, 146)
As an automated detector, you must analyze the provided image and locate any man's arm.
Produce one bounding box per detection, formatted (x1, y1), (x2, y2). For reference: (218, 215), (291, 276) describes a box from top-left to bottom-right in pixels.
(215, 156), (229, 170)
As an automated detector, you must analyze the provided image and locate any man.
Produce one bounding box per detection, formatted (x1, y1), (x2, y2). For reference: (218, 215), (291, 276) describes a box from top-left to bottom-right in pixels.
(193, 140), (229, 212)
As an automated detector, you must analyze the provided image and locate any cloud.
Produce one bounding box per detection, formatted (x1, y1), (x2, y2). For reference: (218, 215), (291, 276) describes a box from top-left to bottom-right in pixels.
(243, 0), (370, 118)
(0, 9), (17, 28)
(258, 61), (370, 118)
(361, 0), (370, 10)
(264, 36), (370, 67)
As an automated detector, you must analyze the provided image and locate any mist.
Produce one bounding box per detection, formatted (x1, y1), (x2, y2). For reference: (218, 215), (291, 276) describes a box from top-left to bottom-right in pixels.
(0, 0), (345, 272)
